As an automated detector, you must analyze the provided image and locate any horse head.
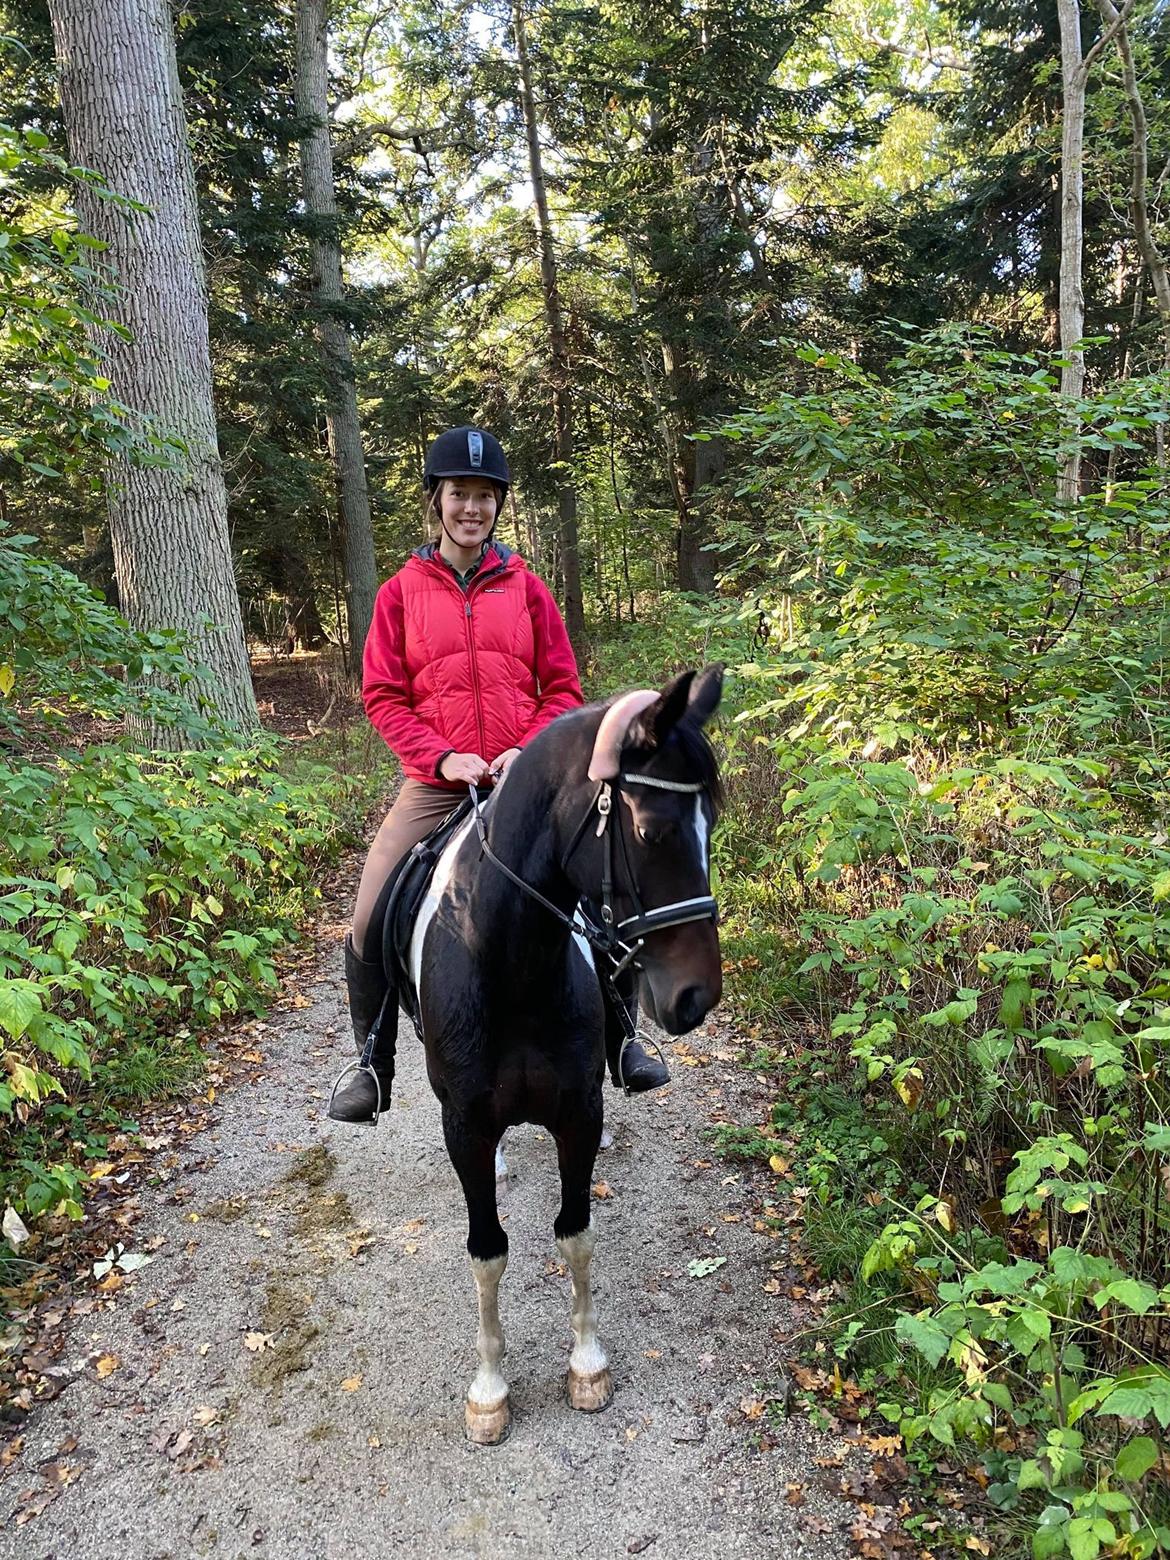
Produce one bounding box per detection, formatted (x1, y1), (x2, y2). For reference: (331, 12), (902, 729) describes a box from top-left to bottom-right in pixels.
(583, 664), (724, 1036)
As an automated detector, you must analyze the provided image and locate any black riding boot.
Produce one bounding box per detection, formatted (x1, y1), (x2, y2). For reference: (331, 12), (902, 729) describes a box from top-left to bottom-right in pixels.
(602, 972), (670, 1093)
(328, 934), (397, 1124)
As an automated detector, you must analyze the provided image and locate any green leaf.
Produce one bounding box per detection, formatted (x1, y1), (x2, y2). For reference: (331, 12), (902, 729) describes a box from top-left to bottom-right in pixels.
(1094, 1278), (1160, 1316)
(687, 1256), (727, 1278)
(895, 1311), (949, 1368)
(1115, 1436), (1158, 1482)
(0, 979), (45, 1041)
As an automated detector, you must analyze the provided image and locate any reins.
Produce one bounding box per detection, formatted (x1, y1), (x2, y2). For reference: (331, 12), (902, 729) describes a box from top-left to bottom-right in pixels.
(468, 768), (718, 1083)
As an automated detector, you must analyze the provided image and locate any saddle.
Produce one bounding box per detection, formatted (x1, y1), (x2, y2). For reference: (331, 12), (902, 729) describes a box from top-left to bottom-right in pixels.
(370, 796), (474, 1040)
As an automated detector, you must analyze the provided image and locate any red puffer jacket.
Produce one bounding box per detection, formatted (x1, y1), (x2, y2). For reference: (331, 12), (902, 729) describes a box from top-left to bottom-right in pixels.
(363, 542), (583, 789)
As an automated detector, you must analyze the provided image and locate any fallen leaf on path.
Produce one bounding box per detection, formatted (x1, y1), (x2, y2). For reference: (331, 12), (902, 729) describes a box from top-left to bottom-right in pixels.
(402, 1218), (426, 1234)
(687, 1256), (727, 1278)
(95, 1353), (120, 1379)
(198, 1342), (211, 1356)
(367, 1434), (381, 1448)
(0, 1436), (23, 1468)
(192, 1406), (218, 1426)
(627, 1538), (658, 1555)
(244, 1332), (274, 1352)
(341, 1375), (363, 1392)
(740, 1397), (765, 1420)
(14, 1486), (59, 1525)
(403, 1242), (419, 1255)
(644, 1349), (662, 1360)
(166, 1430), (194, 1461)
(801, 1514), (834, 1534)
(56, 1435), (79, 1456)
(592, 1182), (613, 1200)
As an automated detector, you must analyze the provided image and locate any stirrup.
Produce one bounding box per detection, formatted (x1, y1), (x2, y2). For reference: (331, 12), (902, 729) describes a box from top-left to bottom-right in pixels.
(617, 1027), (669, 1096)
(328, 1059), (384, 1125)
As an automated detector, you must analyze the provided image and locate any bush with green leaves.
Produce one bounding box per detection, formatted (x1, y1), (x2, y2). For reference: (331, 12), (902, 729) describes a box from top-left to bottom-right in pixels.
(697, 330), (1170, 1557)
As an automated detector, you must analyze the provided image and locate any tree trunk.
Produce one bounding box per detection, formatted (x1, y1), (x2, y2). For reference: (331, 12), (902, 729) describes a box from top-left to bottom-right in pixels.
(294, 0), (379, 669)
(1098, 0), (1170, 462)
(512, 0), (585, 649)
(47, 0), (259, 740)
(1056, 0), (1087, 502)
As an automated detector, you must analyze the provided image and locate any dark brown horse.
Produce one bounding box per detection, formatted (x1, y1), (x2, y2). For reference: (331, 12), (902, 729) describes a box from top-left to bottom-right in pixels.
(407, 665), (724, 1442)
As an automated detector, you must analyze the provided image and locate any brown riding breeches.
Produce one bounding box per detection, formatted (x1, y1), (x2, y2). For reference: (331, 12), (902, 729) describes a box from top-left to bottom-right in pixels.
(351, 780), (464, 958)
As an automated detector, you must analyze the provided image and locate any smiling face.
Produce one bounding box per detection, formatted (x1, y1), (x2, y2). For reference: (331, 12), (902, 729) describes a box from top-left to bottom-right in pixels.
(436, 477), (501, 557)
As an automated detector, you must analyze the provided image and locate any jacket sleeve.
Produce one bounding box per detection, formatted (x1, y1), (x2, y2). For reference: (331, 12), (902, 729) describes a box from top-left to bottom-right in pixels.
(517, 573), (584, 745)
(362, 575), (454, 776)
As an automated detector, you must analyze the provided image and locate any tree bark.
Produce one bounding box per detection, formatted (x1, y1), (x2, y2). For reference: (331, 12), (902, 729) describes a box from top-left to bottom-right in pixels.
(512, 0), (585, 649)
(1056, 0), (1087, 503)
(294, 0), (379, 669)
(47, 0), (259, 739)
(1098, 0), (1170, 464)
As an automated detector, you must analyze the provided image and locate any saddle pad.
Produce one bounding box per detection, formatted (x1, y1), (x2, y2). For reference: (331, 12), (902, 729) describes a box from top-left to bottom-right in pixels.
(368, 795), (475, 1039)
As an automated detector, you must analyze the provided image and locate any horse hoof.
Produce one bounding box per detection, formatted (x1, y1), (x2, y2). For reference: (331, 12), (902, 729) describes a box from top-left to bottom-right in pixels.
(567, 1367), (613, 1413)
(598, 1126), (613, 1150)
(465, 1396), (511, 1445)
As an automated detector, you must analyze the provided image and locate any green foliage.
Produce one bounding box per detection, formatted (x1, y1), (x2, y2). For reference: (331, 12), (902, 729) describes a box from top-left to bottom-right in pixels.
(0, 518), (369, 1223)
(0, 735), (362, 1219)
(0, 120), (177, 491)
(704, 332), (1170, 1557)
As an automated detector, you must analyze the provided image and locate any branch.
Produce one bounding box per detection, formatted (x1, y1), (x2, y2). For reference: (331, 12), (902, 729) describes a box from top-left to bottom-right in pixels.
(859, 27), (970, 73)
(1079, 0), (1137, 81)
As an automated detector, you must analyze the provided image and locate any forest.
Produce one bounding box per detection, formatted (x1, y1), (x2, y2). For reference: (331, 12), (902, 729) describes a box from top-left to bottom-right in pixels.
(1, 0), (1169, 1552)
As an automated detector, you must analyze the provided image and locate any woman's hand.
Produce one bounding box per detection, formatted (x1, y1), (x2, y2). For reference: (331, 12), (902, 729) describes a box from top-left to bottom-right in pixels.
(488, 747), (522, 782)
(440, 751), (490, 785)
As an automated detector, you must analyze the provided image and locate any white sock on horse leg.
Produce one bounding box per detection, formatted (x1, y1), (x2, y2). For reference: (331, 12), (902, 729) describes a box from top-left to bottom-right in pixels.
(467, 1253), (509, 1410)
(556, 1222), (608, 1380)
(494, 1137), (508, 1180)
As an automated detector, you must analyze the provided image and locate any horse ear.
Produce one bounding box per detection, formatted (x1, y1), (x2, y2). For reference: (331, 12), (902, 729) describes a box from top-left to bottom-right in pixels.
(687, 663), (723, 727)
(631, 669), (695, 750)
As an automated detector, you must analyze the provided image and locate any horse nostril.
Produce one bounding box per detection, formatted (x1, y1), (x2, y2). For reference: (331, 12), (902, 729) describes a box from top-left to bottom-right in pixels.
(676, 984), (710, 1032)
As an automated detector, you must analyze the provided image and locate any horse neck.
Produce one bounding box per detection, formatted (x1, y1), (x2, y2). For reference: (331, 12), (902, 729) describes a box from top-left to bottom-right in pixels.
(466, 726), (595, 950)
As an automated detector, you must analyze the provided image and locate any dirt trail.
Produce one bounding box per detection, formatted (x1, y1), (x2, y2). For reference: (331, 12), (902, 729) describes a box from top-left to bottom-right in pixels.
(1, 890), (852, 1559)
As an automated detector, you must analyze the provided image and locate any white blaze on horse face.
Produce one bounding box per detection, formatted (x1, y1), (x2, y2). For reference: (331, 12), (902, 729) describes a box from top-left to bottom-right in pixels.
(556, 1222), (609, 1381)
(467, 1253), (509, 1411)
(693, 795), (710, 871)
(408, 812), (477, 1001)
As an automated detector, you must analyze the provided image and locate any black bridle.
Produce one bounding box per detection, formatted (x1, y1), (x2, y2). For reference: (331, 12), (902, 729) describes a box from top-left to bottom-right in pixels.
(469, 770), (718, 1047)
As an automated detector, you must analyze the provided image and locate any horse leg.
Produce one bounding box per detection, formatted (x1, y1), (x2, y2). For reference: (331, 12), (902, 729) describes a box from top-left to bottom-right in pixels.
(553, 1103), (613, 1413)
(443, 1106), (511, 1445)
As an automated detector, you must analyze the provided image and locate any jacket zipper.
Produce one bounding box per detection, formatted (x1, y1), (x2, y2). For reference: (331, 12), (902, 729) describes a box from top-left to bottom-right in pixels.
(454, 559), (508, 758)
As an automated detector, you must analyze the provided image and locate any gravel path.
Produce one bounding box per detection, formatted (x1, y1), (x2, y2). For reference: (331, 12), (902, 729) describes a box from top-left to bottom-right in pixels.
(1, 897), (852, 1559)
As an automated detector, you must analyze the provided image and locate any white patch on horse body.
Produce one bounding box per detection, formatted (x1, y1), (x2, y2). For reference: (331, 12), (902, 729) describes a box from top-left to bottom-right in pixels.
(467, 1253), (509, 1410)
(556, 1222), (609, 1379)
(693, 794), (710, 868)
(408, 812), (477, 1002)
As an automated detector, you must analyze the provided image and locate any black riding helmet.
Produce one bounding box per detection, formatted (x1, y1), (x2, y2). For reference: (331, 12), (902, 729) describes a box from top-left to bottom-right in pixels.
(423, 427), (511, 494)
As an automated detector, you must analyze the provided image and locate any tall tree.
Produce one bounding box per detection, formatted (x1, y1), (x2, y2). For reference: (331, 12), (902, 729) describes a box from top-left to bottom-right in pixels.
(45, 0), (258, 736)
(294, 0), (379, 668)
(512, 0), (584, 646)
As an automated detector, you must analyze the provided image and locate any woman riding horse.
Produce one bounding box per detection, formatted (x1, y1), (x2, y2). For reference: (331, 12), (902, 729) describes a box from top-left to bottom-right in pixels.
(330, 426), (670, 1123)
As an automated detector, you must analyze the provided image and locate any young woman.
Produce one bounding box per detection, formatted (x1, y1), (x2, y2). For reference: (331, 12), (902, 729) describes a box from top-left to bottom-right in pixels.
(331, 426), (670, 1125)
